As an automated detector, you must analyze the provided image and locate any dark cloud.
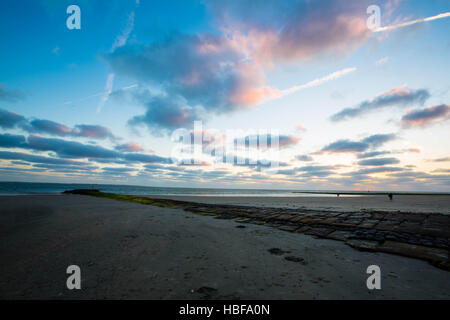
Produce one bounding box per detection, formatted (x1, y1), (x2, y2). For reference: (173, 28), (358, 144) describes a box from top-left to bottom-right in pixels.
(114, 142), (144, 152)
(25, 119), (71, 136)
(0, 132), (172, 166)
(0, 150), (86, 165)
(299, 170), (335, 178)
(0, 108), (117, 140)
(319, 140), (367, 153)
(89, 158), (128, 165)
(401, 104), (450, 128)
(122, 152), (172, 164)
(318, 133), (396, 154)
(27, 135), (120, 159)
(0, 108), (27, 129)
(330, 86), (430, 121)
(102, 167), (136, 174)
(431, 168), (450, 173)
(361, 133), (397, 148)
(296, 165), (336, 177)
(144, 164), (181, 171)
(295, 154), (313, 161)
(0, 83), (26, 102)
(72, 124), (116, 140)
(353, 166), (405, 175)
(432, 157), (450, 162)
(275, 165), (336, 178)
(234, 134), (300, 149)
(25, 120), (116, 140)
(0, 133), (27, 148)
(358, 157), (400, 166)
(128, 94), (202, 133)
(357, 151), (391, 159)
(33, 163), (98, 172)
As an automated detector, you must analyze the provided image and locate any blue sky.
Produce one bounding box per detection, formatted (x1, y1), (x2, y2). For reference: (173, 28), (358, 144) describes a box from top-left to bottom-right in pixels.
(0, 0), (449, 191)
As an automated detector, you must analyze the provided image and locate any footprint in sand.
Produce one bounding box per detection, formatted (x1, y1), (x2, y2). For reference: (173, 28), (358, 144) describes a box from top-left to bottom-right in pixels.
(268, 248), (309, 265)
(284, 256), (308, 265)
(268, 248), (290, 255)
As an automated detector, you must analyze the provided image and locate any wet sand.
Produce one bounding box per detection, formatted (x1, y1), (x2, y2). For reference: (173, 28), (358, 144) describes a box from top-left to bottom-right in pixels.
(0, 194), (449, 299)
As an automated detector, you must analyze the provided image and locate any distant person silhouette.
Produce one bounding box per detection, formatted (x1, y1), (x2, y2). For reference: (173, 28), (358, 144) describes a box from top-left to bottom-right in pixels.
(388, 193), (393, 201)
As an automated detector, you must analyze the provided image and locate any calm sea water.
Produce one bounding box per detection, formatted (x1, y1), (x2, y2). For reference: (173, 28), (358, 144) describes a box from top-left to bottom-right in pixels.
(0, 181), (339, 197)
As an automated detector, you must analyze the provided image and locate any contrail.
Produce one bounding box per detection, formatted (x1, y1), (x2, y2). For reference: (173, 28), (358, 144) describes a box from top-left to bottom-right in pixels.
(97, 11), (136, 113)
(280, 67), (357, 96)
(373, 12), (450, 32)
(96, 73), (115, 113)
(64, 84), (137, 105)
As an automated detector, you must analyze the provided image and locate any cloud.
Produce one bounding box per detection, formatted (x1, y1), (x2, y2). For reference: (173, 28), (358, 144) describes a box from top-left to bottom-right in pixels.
(208, 0), (372, 62)
(111, 11), (135, 51)
(9, 111), (117, 140)
(361, 133), (397, 148)
(97, 10), (136, 113)
(431, 157), (450, 162)
(123, 152), (171, 164)
(97, 73), (115, 113)
(296, 154), (313, 162)
(376, 57), (389, 65)
(330, 85), (430, 121)
(102, 167), (136, 175)
(357, 151), (391, 159)
(128, 94), (202, 133)
(30, 163), (99, 175)
(352, 166), (405, 175)
(318, 140), (367, 153)
(27, 135), (120, 159)
(0, 150), (85, 166)
(401, 104), (450, 128)
(295, 165), (337, 178)
(0, 83), (26, 102)
(26, 119), (72, 136)
(106, 0), (376, 131)
(235, 134), (300, 148)
(0, 133), (27, 148)
(114, 142), (143, 152)
(0, 108), (27, 129)
(358, 157), (400, 166)
(275, 164), (338, 178)
(318, 133), (396, 154)
(72, 124), (116, 140)
(1, 133), (171, 168)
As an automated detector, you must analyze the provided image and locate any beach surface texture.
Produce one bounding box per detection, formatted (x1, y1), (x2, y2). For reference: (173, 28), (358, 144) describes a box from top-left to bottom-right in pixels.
(0, 192), (449, 299)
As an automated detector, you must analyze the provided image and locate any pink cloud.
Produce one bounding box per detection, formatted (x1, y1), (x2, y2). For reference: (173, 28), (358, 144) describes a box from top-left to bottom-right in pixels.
(115, 142), (143, 152)
(401, 104), (450, 128)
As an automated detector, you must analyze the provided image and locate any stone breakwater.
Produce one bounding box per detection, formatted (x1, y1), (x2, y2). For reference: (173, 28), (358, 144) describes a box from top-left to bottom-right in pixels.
(64, 190), (450, 271)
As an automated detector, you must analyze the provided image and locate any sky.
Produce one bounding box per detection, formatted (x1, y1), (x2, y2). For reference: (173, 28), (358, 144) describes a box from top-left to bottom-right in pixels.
(0, 0), (450, 191)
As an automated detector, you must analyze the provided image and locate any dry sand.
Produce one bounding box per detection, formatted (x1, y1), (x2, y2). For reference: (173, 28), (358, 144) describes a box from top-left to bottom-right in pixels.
(145, 195), (450, 214)
(0, 194), (449, 299)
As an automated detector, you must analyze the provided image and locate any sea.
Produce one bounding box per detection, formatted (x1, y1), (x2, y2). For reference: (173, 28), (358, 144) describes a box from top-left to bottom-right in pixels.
(0, 181), (340, 197)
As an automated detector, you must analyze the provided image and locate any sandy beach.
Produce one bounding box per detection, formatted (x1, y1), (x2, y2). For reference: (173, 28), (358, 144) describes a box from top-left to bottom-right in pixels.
(0, 194), (449, 299)
(145, 194), (450, 214)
